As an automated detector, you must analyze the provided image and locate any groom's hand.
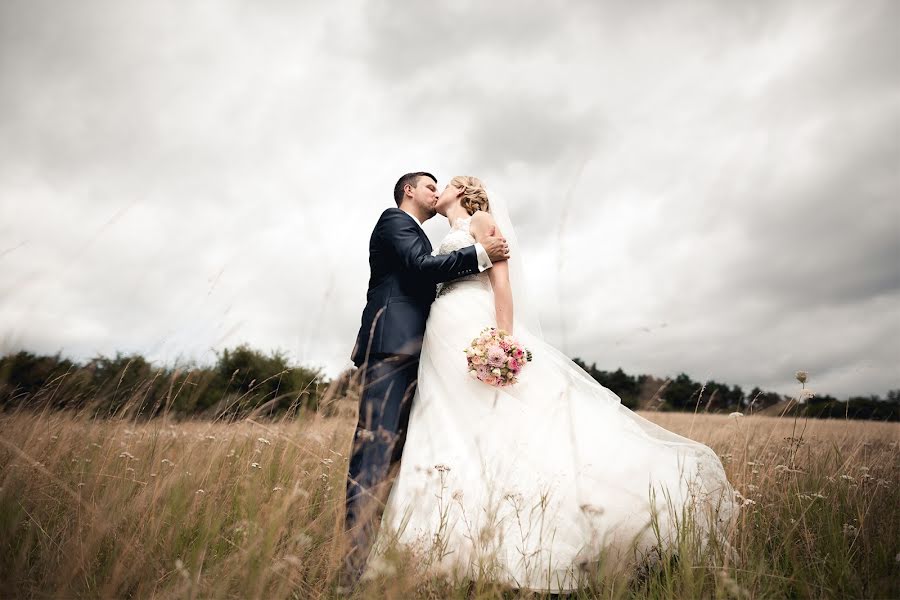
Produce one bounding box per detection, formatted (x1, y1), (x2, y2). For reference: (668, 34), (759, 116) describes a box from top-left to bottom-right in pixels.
(483, 226), (510, 263)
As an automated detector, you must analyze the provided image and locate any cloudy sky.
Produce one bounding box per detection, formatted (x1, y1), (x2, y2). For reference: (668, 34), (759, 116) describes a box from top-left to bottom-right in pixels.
(1, 0), (897, 399)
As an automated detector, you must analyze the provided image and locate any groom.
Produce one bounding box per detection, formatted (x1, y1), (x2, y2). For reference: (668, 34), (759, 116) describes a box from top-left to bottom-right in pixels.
(341, 172), (509, 585)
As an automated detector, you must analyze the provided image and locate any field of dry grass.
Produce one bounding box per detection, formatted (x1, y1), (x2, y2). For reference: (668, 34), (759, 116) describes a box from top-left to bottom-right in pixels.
(1, 402), (897, 599)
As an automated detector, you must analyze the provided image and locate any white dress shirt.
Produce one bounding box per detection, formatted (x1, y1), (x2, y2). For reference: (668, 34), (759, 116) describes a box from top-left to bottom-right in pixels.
(402, 209), (492, 272)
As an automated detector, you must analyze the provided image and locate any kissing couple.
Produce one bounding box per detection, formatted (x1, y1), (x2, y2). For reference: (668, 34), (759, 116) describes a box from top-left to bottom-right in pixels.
(341, 172), (737, 592)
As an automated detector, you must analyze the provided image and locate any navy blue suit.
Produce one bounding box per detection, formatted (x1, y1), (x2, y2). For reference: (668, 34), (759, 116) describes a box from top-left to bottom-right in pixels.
(343, 207), (479, 581)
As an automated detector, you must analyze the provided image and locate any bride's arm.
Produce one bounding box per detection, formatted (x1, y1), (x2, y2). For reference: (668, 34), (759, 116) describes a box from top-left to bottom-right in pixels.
(470, 211), (513, 333)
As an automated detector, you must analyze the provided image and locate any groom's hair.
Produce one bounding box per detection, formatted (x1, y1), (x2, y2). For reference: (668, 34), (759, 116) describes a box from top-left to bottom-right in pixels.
(393, 172), (436, 206)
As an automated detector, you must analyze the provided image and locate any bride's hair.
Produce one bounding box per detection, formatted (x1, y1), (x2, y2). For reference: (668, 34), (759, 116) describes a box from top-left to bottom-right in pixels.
(451, 175), (490, 215)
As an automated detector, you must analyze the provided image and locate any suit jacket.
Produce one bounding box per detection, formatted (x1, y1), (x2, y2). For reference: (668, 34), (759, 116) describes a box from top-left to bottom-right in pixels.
(351, 208), (480, 367)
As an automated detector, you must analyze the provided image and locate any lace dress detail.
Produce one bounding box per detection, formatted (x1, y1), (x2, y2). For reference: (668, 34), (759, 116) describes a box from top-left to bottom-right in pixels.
(435, 216), (492, 298)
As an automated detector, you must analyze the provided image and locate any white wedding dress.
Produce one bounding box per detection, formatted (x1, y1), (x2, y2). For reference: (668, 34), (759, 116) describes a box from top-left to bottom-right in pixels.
(365, 216), (737, 591)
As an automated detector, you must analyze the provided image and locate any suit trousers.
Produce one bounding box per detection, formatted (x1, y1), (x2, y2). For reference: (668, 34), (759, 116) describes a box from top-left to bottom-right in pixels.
(342, 353), (419, 582)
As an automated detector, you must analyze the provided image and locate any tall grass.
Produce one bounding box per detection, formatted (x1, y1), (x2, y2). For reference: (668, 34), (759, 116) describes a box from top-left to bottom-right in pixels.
(1, 389), (897, 598)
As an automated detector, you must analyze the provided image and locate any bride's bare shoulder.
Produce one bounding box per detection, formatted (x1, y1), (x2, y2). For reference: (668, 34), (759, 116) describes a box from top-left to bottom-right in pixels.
(469, 210), (498, 236)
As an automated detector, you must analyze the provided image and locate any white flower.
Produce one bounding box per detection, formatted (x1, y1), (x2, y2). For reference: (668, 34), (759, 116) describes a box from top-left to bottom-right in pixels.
(795, 371), (808, 384)
(257, 437), (271, 445)
(250, 462), (261, 469)
(434, 464), (451, 473)
(118, 451), (136, 460)
(799, 389), (815, 400)
(729, 412), (744, 418)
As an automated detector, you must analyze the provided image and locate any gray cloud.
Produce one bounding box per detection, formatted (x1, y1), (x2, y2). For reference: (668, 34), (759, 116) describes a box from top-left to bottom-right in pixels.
(1, 0), (897, 401)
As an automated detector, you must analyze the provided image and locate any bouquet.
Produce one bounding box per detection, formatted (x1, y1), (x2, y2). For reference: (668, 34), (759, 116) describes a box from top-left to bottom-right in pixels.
(464, 327), (533, 387)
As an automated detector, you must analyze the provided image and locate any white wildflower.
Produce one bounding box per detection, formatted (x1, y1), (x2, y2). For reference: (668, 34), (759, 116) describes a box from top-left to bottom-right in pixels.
(718, 570), (750, 599)
(250, 462), (261, 469)
(174, 558), (190, 581)
(729, 412), (744, 418)
(795, 371), (808, 384)
(434, 464), (451, 473)
(257, 437), (271, 445)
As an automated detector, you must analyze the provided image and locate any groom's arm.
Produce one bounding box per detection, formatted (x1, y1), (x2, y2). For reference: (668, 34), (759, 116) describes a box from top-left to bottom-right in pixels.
(379, 210), (483, 284)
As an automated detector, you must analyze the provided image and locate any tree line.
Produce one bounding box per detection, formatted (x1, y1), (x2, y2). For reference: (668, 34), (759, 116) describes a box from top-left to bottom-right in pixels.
(572, 359), (898, 421)
(0, 347), (896, 421)
(0, 346), (326, 421)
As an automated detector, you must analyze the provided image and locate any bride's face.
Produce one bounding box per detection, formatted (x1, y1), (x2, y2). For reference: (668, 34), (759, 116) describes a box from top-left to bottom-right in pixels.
(435, 182), (461, 216)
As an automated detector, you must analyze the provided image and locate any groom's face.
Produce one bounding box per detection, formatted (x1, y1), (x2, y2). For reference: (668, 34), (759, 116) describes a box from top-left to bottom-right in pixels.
(411, 176), (439, 218)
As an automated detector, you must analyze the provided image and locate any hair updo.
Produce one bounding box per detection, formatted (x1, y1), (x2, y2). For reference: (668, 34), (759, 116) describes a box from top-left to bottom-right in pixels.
(451, 175), (490, 216)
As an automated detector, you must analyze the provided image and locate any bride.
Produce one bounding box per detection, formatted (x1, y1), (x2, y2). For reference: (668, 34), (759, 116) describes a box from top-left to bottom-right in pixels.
(364, 176), (738, 591)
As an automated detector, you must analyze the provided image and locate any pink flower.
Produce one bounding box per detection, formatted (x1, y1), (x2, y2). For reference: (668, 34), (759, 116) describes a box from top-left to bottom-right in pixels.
(487, 345), (507, 367)
(466, 327), (531, 388)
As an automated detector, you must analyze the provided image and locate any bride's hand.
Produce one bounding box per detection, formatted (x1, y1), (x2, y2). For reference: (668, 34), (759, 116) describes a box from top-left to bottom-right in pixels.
(482, 226), (510, 262)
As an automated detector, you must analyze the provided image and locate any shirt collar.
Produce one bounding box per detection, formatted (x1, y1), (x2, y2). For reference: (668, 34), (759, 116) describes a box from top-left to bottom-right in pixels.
(401, 209), (423, 229)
